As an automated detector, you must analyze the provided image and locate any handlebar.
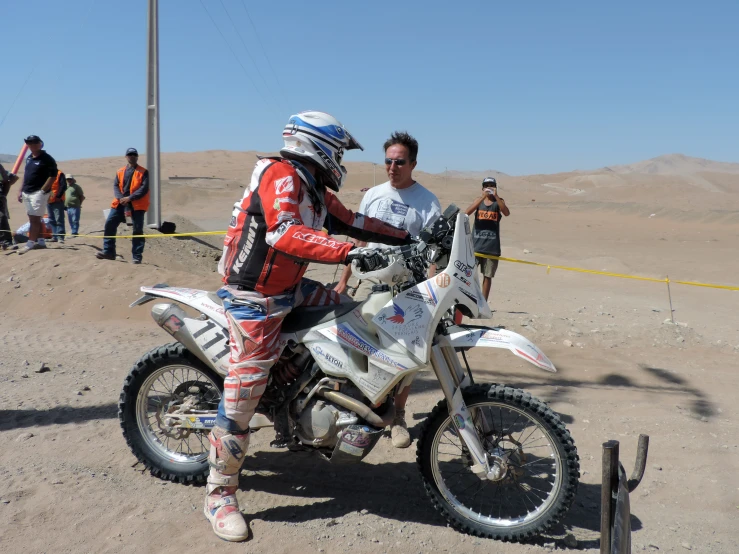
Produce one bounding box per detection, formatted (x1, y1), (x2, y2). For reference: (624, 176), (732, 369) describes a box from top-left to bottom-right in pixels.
(349, 204), (460, 286)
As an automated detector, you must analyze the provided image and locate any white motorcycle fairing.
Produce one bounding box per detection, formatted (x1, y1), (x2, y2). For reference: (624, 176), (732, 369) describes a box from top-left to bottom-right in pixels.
(440, 325), (556, 372)
(370, 212), (491, 364)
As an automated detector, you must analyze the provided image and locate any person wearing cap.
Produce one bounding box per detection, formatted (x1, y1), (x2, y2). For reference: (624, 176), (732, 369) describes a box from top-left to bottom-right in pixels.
(17, 135), (58, 252)
(64, 174), (85, 237)
(0, 163), (20, 249)
(96, 148), (149, 264)
(47, 170), (68, 243)
(465, 177), (510, 302)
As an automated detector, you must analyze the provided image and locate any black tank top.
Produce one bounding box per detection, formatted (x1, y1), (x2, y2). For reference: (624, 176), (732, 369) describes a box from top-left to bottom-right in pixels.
(472, 200), (501, 256)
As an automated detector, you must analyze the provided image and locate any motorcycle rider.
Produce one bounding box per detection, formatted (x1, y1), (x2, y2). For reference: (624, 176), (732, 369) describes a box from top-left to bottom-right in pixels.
(207, 111), (412, 541)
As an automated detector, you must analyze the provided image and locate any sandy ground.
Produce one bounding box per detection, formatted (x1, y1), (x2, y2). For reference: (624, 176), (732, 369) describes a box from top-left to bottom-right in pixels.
(1, 151), (738, 553)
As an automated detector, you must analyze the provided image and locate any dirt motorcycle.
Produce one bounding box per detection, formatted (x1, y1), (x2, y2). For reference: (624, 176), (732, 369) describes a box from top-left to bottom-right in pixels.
(118, 205), (579, 541)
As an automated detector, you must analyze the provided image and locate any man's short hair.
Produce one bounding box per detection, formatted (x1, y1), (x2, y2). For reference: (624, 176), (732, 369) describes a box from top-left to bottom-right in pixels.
(383, 131), (419, 163)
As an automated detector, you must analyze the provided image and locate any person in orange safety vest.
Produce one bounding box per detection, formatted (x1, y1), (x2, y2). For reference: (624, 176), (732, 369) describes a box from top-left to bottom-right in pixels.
(95, 147), (149, 264)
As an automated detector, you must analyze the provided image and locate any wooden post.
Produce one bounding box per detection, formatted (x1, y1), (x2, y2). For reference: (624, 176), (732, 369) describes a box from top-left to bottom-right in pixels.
(601, 440), (619, 554)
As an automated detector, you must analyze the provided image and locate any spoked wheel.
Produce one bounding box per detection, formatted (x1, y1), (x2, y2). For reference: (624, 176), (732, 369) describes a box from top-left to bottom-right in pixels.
(118, 343), (223, 483)
(417, 384), (579, 541)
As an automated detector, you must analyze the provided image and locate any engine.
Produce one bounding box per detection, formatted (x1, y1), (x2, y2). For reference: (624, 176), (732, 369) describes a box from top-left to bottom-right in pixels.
(296, 397), (358, 448)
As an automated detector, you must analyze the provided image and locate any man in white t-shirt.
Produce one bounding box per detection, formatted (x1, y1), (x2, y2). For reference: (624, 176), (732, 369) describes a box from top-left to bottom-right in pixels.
(335, 131), (441, 448)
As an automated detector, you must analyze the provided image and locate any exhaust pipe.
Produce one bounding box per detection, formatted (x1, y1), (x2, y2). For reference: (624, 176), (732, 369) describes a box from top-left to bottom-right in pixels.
(150, 302), (220, 373)
(318, 390), (395, 428)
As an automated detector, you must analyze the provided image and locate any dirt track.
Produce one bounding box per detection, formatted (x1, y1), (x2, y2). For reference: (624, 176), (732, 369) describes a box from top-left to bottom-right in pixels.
(1, 151), (739, 553)
(2, 250), (738, 553)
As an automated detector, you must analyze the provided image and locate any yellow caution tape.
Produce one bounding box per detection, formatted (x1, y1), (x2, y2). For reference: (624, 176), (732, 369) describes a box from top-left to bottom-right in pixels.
(51, 231), (739, 291)
(475, 253), (739, 291)
(672, 280), (739, 291)
(58, 230), (227, 239)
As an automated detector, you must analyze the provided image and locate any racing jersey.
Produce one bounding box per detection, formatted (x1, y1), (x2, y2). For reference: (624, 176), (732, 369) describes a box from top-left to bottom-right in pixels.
(219, 157), (409, 295)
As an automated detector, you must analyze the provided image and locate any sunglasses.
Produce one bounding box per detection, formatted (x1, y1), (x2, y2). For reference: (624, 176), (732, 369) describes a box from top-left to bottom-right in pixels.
(384, 158), (407, 166)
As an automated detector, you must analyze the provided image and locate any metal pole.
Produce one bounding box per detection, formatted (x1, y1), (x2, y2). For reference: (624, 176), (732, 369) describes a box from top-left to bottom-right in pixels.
(628, 434), (650, 493)
(666, 276), (675, 324)
(145, 0), (161, 229)
(372, 163), (376, 187)
(601, 440), (619, 554)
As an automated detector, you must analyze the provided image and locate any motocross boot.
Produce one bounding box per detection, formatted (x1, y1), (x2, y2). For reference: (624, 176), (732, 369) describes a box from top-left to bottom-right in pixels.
(203, 426), (250, 541)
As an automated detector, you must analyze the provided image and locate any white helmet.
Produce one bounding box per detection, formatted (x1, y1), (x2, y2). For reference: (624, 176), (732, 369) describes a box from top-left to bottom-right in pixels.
(281, 111), (363, 191)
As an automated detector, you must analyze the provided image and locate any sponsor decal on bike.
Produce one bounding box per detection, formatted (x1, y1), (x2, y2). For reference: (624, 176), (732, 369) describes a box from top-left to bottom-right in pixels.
(405, 290), (435, 306)
(312, 345), (344, 369)
(163, 314), (184, 334)
(387, 304), (405, 324)
(341, 427), (373, 448)
(453, 414), (466, 430)
(184, 416), (216, 428)
(369, 364), (392, 383)
(359, 377), (381, 393)
(435, 274), (451, 288)
(453, 272), (471, 287)
(457, 287), (477, 304)
(376, 302), (426, 337)
(338, 442), (364, 456)
(326, 324), (407, 370)
(274, 175), (294, 195)
(481, 330), (509, 343)
(423, 281), (438, 305)
(210, 345), (230, 364)
(454, 260), (473, 278)
(386, 302), (424, 325)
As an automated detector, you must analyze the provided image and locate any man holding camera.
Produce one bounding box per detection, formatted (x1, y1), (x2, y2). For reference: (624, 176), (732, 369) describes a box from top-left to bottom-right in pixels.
(465, 177), (510, 302)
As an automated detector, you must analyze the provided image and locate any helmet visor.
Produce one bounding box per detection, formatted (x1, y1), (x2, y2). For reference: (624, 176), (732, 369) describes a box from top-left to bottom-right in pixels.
(343, 129), (363, 151)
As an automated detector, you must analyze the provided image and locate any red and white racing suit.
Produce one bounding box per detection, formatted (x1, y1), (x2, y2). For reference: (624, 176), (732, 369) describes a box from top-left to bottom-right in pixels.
(214, 157), (409, 433)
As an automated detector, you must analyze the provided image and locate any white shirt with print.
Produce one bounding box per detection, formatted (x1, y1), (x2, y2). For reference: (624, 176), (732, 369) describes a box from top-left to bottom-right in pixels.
(359, 181), (441, 249)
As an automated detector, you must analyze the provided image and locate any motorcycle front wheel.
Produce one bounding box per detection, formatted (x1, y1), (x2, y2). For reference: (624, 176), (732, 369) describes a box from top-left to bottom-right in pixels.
(417, 384), (579, 541)
(118, 343), (223, 483)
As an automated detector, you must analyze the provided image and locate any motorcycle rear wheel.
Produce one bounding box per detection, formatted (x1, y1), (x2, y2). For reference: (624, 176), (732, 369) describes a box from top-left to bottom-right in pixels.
(417, 384), (579, 541)
(118, 343), (223, 483)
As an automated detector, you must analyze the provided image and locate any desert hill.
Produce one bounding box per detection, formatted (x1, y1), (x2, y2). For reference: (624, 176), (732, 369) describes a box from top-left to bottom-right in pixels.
(4, 149), (739, 234)
(602, 153), (739, 175)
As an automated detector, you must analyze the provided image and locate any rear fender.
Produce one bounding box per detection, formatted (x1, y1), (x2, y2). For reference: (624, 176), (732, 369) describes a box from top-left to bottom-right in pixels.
(137, 285), (228, 328)
(440, 325), (556, 372)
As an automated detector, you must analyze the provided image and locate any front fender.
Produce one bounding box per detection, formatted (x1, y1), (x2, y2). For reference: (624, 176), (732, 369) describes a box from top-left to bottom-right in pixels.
(441, 325), (556, 372)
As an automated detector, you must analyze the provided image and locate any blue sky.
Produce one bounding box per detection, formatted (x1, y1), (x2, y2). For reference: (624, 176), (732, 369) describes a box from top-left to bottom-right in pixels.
(1, 0), (737, 175)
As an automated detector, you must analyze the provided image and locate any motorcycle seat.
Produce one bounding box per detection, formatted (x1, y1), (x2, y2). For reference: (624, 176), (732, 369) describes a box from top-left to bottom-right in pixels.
(207, 291), (223, 306)
(281, 301), (362, 333)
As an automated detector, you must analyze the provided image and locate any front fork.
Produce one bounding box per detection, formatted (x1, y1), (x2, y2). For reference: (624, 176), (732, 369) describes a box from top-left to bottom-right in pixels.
(430, 342), (493, 479)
